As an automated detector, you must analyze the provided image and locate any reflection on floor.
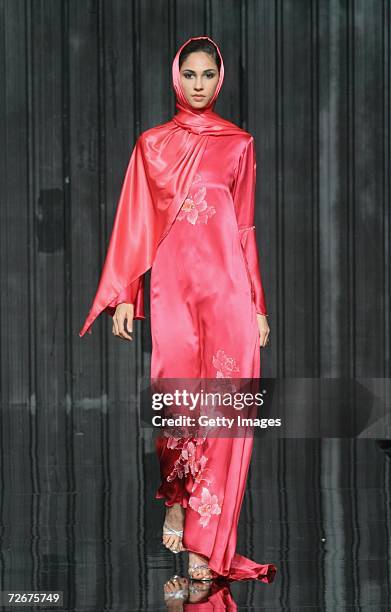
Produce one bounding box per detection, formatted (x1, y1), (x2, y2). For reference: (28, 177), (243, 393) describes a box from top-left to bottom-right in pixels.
(0, 404), (390, 610)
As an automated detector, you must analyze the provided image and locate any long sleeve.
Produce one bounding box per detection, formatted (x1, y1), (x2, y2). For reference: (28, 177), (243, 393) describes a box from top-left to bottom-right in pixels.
(104, 274), (146, 320)
(232, 136), (268, 316)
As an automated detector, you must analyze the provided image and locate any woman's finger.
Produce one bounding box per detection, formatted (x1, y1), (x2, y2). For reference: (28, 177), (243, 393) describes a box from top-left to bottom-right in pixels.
(112, 317), (119, 336)
(117, 313), (133, 341)
(260, 331), (270, 347)
(112, 304), (135, 341)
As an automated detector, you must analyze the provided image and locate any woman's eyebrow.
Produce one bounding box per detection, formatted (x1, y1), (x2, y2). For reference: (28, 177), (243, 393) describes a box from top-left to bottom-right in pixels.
(182, 69), (216, 74)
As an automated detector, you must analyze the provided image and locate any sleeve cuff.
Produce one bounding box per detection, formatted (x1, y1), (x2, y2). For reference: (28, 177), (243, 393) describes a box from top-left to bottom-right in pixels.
(104, 275), (146, 320)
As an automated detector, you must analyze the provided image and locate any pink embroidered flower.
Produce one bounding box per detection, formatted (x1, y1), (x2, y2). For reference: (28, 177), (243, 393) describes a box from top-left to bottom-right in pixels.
(191, 461), (213, 493)
(166, 435), (182, 449)
(166, 436), (208, 483)
(212, 349), (240, 378)
(177, 173), (216, 225)
(180, 440), (199, 475)
(188, 486), (221, 527)
(165, 429), (194, 446)
(167, 459), (186, 482)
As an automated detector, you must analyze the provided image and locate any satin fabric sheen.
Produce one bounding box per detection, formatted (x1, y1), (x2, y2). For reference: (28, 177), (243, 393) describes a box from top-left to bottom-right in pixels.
(151, 129), (275, 582)
(78, 35), (267, 337)
(78, 34), (276, 585)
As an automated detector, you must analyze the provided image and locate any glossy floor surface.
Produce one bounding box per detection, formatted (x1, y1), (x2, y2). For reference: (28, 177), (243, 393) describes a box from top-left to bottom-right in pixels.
(0, 404), (390, 610)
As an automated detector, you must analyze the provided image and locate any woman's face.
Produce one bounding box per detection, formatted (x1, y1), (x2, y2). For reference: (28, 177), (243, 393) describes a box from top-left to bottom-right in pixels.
(179, 51), (219, 109)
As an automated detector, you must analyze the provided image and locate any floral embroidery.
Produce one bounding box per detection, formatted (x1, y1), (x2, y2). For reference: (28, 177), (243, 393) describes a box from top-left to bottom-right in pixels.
(212, 349), (240, 378)
(164, 434), (221, 527)
(188, 486), (222, 527)
(165, 435), (208, 484)
(177, 173), (216, 225)
(191, 463), (213, 493)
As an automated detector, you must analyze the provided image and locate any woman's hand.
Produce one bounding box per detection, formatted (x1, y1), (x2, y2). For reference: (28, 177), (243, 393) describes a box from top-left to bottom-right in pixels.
(257, 314), (270, 348)
(112, 303), (134, 341)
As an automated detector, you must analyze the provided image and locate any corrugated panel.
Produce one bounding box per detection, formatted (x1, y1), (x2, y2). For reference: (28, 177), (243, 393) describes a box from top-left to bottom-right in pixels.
(1, 0), (390, 398)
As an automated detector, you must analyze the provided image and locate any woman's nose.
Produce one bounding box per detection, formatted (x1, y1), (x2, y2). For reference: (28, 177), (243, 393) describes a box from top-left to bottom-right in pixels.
(194, 78), (203, 90)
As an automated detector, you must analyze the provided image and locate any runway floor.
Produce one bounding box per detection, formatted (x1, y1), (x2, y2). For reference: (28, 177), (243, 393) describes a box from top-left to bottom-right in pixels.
(0, 405), (390, 610)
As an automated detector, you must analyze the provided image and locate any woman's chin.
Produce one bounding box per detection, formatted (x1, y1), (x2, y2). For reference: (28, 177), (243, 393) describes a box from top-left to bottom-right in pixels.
(188, 98), (210, 109)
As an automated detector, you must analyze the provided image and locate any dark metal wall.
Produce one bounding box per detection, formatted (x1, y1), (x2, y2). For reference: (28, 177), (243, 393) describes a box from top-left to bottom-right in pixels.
(1, 0), (390, 404)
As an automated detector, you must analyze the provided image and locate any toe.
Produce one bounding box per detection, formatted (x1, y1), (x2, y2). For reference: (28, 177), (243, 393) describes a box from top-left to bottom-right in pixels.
(194, 569), (204, 580)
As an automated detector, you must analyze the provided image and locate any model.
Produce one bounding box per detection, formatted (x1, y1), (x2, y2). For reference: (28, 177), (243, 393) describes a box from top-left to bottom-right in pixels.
(79, 35), (275, 584)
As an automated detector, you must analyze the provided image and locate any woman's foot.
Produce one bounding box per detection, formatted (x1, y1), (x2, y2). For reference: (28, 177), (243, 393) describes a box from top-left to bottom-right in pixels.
(188, 580), (211, 603)
(162, 503), (186, 553)
(188, 551), (215, 581)
(163, 575), (189, 608)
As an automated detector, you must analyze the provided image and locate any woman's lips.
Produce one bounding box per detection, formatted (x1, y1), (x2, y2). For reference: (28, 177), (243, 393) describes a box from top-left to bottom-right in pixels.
(192, 95), (205, 99)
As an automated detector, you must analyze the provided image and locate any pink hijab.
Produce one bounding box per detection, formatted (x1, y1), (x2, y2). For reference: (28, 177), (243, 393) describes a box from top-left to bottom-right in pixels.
(79, 36), (246, 337)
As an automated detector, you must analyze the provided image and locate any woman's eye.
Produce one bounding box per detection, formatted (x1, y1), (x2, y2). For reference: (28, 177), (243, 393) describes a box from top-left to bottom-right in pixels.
(182, 73), (215, 79)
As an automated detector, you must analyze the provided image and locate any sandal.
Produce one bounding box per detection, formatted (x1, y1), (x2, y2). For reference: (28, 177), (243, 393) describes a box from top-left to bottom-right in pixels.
(162, 522), (186, 554)
(188, 562), (216, 582)
(163, 575), (189, 602)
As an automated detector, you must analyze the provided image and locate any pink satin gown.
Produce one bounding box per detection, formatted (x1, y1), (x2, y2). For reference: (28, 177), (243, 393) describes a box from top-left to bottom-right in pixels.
(110, 133), (275, 583)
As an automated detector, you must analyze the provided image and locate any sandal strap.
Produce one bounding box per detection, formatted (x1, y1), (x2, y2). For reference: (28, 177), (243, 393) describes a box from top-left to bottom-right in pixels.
(163, 524), (184, 537)
(164, 589), (187, 601)
(189, 563), (210, 571)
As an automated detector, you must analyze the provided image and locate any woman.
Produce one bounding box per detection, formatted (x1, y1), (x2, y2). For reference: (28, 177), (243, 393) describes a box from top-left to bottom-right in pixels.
(79, 36), (275, 584)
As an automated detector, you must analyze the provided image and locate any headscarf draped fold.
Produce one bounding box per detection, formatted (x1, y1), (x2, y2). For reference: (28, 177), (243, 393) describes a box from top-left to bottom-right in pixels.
(79, 35), (246, 337)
